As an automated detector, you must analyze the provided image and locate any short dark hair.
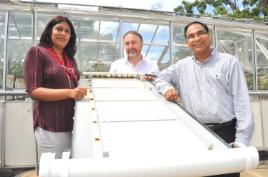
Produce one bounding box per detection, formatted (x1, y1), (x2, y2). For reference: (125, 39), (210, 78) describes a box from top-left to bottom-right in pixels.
(39, 16), (77, 58)
(184, 21), (209, 39)
(123, 31), (143, 43)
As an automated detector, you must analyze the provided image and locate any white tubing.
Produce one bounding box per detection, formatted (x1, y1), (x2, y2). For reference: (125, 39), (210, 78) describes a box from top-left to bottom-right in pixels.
(39, 153), (55, 177)
(39, 146), (259, 177)
(243, 146), (259, 170)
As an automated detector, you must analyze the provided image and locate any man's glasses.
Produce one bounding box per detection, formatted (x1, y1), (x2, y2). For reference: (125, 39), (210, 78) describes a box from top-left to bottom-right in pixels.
(186, 30), (208, 40)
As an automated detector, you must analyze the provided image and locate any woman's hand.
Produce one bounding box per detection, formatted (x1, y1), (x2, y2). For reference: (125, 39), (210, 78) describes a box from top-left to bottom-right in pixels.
(70, 86), (88, 100)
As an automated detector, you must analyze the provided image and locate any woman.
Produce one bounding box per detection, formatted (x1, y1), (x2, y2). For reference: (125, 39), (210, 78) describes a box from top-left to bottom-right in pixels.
(24, 16), (87, 159)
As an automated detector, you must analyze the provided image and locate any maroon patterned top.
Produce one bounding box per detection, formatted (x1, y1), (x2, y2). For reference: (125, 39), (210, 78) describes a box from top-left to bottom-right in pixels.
(24, 46), (80, 132)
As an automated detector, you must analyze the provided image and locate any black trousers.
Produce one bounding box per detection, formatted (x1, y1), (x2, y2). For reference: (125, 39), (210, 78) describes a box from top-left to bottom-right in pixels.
(205, 119), (240, 177)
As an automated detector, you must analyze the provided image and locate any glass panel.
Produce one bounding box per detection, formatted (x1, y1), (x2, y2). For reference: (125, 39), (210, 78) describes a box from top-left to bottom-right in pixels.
(71, 17), (99, 74)
(99, 21), (119, 41)
(72, 17), (119, 72)
(8, 13), (33, 90)
(36, 14), (54, 40)
(0, 13), (5, 89)
(8, 39), (32, 89)
(256, 32), (268, 90)
(139, 24), (157, 43)
(76, 42), (120, 73)
(145, 45), (166, 71)
(159, 48), (170, 70)
(97, 43), (119, 62)
(153, 25), (169, 44)
(172, 25), (185, 45)
(216, 28), (254, 90)
(76, 42), (98, 73)
(172, 45), (191, 62)
(122, 22), (139, 34)
(72, 16), (100, 73)
(71, 17), (99, 41)
(171, 24), (191, 63)
(146, 45), (165, 62)
(141, 45), (149, 57)
(71, 17), (119, 73)
(9, 13), (32, 38)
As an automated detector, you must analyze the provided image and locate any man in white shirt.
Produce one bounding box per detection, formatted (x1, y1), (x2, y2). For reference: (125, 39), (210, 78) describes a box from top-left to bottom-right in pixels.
(110, 31), (159, 80)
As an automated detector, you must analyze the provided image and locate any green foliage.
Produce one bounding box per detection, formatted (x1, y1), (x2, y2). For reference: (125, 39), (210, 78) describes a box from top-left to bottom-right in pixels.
(174, 0), (268, 22)
(245, 72), (254, 90)
(214, 6), (228, 16)
(258, 75), (268, 90)
(9, 61), (24, 79)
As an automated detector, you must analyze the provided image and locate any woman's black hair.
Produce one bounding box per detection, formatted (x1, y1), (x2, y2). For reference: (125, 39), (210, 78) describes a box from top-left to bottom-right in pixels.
(184, 21), (209, 39)
(39, 16), (77, 58)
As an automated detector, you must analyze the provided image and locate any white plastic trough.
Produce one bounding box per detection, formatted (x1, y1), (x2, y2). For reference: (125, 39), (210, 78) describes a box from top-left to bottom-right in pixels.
(39, 77), (259, 177)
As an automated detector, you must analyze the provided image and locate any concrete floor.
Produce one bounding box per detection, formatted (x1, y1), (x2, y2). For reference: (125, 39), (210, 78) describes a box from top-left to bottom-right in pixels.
(241, 160), (268, 177)
(16, 170), (36, 177)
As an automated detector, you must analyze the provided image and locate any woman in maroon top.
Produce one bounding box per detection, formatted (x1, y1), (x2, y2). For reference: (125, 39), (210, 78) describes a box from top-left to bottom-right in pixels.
(24, 16), (87, 160)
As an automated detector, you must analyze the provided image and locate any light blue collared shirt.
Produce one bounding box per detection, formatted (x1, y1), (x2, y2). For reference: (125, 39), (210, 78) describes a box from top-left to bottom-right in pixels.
(109, 56), (159, 75)
(155, 49), (254, 145)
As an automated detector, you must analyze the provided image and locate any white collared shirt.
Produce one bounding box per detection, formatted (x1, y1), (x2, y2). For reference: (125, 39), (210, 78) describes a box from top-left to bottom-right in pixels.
(109, 56), (159, 75)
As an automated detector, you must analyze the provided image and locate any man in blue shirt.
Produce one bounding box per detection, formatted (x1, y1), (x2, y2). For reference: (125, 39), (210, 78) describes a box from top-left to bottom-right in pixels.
(155, 21), (254, 177)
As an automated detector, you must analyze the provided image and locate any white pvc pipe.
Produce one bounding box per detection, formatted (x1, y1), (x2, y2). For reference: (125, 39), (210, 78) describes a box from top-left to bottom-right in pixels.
(39, 146), (259, 177)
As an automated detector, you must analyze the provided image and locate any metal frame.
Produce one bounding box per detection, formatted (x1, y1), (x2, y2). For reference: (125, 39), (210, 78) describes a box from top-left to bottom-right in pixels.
(0, 4), (267, 88)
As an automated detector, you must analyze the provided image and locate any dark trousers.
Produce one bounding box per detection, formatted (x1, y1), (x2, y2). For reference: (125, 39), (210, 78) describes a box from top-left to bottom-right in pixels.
(205, 119), (240, 177)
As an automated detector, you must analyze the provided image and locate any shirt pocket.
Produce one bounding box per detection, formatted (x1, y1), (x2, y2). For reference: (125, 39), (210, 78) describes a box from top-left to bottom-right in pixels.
(209, 72), (229, 95)
(215, 73), (226, 82)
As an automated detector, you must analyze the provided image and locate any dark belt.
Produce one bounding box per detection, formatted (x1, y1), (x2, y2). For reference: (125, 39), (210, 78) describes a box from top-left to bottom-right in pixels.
(205, 118), (236, 131)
